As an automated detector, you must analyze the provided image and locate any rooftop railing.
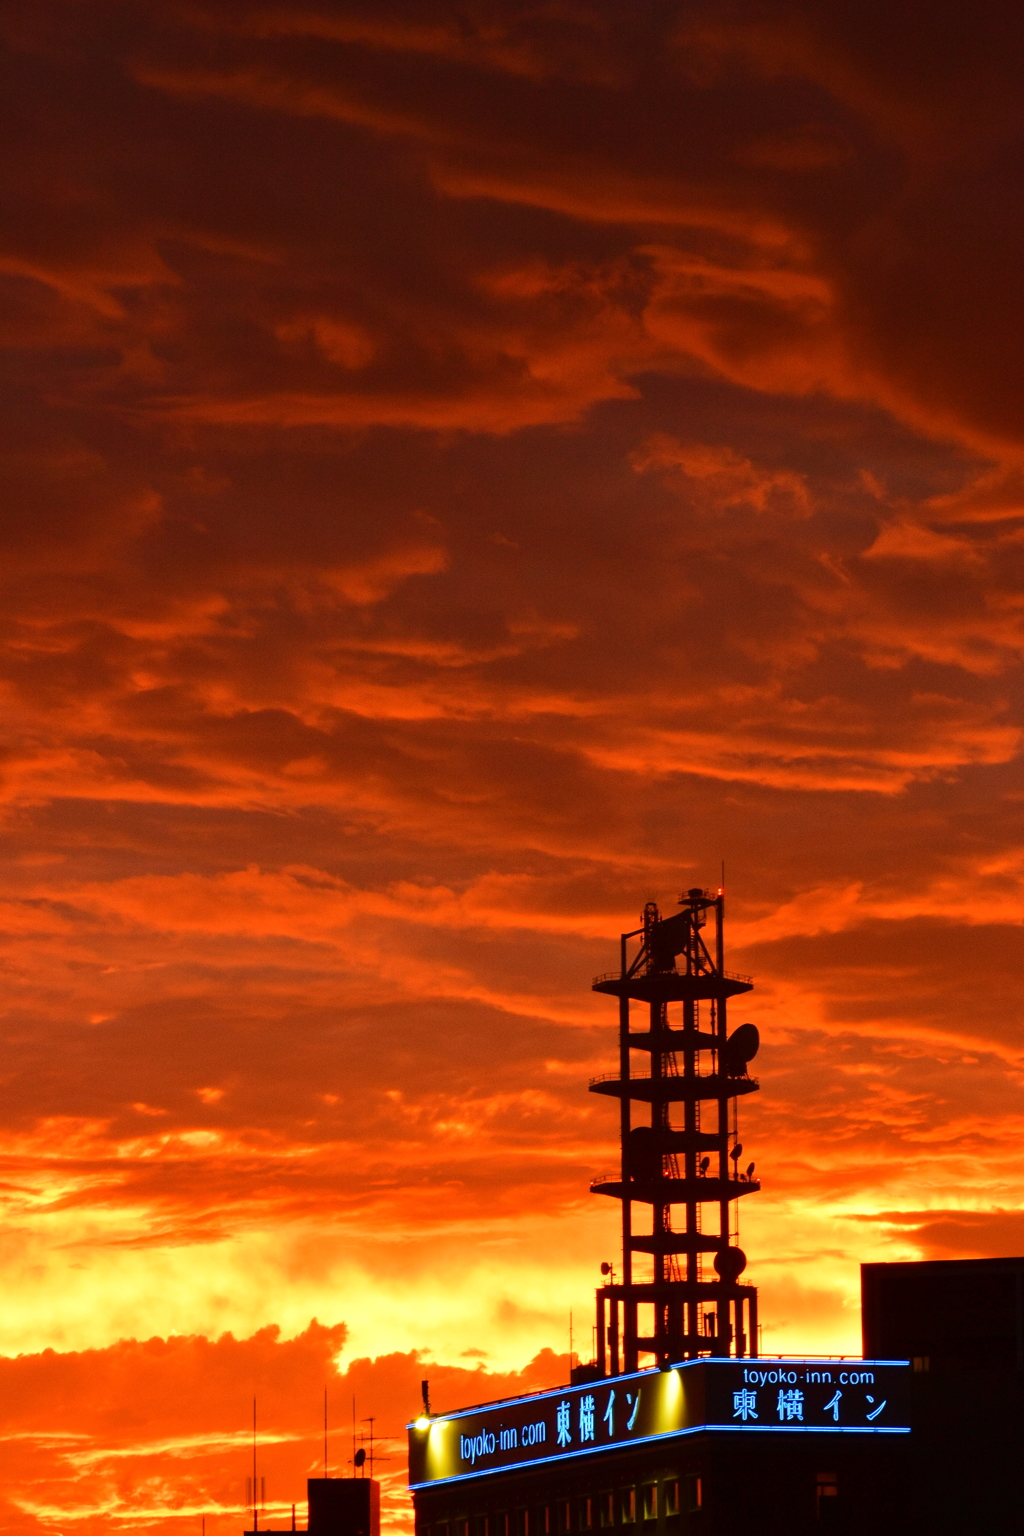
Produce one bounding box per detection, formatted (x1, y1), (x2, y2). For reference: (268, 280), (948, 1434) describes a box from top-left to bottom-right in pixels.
(592, 969), (753, 987)
(588, 1070), (758, 1088)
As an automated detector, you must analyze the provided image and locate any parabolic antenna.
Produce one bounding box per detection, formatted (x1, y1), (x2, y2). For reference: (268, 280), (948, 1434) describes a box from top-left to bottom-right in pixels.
(724, 1022), (759, 1075)
(627, 1124), (660, 1179)
(714, 1246), (747, 1281)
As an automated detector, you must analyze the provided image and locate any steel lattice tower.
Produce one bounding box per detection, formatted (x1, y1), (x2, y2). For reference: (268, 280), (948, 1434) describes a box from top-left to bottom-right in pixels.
(590, 887), (760, 1372)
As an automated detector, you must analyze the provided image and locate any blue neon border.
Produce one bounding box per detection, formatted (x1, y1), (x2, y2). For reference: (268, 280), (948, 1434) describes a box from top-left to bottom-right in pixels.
(407, 1359), (912, 1489)
(408, 1424), (910, 1490)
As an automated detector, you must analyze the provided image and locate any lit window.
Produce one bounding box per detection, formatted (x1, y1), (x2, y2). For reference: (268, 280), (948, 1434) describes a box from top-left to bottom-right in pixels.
(687, 1477), (702, 1512)
(621, 1489), (636, 1524)
(664, 1482), (679, 1517)
(578, 1498), (593, 1531)
(642, 1487), (657, 1520)
(816, 1472), (838, 1516)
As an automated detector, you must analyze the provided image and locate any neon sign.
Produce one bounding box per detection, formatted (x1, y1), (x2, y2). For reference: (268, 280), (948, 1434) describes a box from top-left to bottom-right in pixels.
(408, 1359), (910, 1488)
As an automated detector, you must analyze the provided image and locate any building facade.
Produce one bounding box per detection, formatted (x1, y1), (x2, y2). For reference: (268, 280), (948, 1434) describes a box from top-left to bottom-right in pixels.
(862, 1256), (1024, 1533)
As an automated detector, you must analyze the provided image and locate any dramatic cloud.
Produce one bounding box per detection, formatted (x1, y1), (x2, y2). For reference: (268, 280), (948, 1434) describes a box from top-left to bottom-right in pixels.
(0, 1320), (569, 1534)
(3, 2), (1024, 1529)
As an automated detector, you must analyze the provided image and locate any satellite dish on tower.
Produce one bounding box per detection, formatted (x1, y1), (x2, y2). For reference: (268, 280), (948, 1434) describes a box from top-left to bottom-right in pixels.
(627, 1124), (660, 1180)
(724, 1023), (760, 1076)
(714, 1247), (747, 1282)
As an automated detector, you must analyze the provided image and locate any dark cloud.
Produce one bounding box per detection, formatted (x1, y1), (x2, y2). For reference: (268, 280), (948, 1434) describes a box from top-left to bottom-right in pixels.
(859, 1210), (1024, 1260)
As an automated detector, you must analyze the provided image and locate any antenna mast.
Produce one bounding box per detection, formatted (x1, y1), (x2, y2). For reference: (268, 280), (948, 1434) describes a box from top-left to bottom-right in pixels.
(252, 1398), (258, 1531)
(591, 885), (760, 1371)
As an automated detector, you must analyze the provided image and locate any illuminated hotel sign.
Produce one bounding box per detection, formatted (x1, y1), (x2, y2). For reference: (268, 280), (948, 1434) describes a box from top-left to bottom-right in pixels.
(408, 1359), (910, 1488)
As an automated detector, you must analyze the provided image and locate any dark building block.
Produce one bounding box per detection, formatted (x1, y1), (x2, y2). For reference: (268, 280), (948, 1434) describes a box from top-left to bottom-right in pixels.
(862, 1257), (1024, 1535)
(862, 1255), (1024, 1368)
(308, 1478), (380, 1536)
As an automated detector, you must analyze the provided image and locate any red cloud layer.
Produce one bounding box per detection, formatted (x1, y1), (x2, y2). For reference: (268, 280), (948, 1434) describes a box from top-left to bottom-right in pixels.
(3, 5), (1024, 1530)
(0, 1319), (571, 1535)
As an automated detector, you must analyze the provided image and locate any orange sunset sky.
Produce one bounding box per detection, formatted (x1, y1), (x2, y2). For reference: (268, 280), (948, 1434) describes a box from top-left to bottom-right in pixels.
(4, 1), (1024, 1530)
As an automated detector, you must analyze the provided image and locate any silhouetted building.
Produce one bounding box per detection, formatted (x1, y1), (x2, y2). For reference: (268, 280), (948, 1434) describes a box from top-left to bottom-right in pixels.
(862, 1254), (1024, 1370)
(863, 1256), (1024, 1532)
(409, 888), (914, 1536)
(245, 1477), (380, 1536)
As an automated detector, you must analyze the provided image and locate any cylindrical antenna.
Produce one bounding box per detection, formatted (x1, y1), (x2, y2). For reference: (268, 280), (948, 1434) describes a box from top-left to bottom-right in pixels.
(252, 1398), (257, 1529)
(324, 1387), (328, 1478)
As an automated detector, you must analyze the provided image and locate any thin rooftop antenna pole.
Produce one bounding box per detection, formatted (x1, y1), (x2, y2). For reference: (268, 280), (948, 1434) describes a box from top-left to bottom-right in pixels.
(252, 1397), (258, 1531)
(324, 1387), (328, 1478)
(362, 1414), (392, 1480)
(366, 1415), (375, 1479)
(352, 1395), (356, 1479)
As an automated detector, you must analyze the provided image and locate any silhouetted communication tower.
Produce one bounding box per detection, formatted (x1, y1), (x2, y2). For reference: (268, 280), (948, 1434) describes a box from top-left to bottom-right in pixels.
(590, 887), (760, 1373)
